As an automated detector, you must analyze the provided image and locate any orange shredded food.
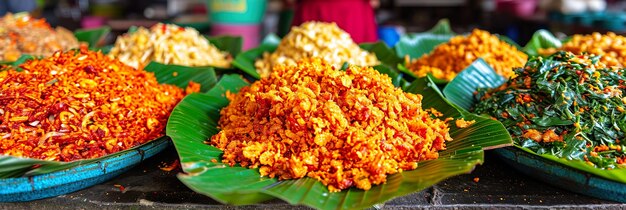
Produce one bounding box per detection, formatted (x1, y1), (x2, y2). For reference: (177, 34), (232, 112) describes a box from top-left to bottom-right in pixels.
(210, 58), (453, 192)
(406, 29), (527, 81)
(0, 13), (79, 61)
(455, 119), (475, 128)
(522, 129), (563, 143)
(0, 49), (184, 161)
(540, 32), (626, 67)
(185, 81), (201, 94)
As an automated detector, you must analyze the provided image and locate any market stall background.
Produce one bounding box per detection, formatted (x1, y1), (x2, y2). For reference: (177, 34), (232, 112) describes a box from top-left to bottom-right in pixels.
(19, 0), (626, 47)
(3, 0), (626, 209)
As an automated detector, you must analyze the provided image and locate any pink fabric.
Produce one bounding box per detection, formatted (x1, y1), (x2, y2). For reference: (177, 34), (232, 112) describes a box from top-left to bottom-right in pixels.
(292, 0), (378, 43)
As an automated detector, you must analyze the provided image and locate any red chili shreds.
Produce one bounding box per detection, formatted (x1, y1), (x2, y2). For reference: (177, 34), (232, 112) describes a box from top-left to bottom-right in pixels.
(0, 49), (184, 161)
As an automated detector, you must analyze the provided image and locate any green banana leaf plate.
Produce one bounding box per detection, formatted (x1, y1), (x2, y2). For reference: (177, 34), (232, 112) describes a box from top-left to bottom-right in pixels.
(442, 59), (626, 203)
(166, 71), (513, 209)
(393, 19), (455, 84)
(206, 36), (243, 59)
(393, 19), (530, 85)
(0, 57), (218, 201)
(74, 26), (111, 48)
(394, 19), (455, 61)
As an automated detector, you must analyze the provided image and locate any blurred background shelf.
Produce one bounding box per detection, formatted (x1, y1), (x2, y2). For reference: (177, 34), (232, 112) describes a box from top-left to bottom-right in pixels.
(13, 0), (626, 48)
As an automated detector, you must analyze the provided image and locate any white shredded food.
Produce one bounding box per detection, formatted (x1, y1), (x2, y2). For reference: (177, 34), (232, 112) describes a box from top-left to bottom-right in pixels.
(109, 23), (232, 68)
(254, 22), (379, 77)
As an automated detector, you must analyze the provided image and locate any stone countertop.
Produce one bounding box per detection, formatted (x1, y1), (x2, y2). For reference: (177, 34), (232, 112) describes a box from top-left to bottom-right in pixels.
(4, 147), (625, 210)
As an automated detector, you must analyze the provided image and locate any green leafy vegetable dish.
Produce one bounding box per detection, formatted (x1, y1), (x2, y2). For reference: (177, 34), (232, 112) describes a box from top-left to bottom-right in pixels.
(474, 51), (626, 170)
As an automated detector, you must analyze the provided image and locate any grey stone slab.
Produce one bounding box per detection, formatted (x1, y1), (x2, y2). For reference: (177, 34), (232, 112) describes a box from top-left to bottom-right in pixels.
(433, 151), (618, 206)
(3, 148), (626, 209)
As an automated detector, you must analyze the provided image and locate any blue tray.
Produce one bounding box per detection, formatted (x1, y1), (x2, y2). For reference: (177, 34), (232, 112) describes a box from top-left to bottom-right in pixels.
(495, 147), (626, 203)
(0, 138), (170, 202)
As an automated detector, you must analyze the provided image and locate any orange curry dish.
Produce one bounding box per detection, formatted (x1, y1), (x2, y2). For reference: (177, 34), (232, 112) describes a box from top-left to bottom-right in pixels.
(210, 58), (453, 192)
(0, 49), (185, 161)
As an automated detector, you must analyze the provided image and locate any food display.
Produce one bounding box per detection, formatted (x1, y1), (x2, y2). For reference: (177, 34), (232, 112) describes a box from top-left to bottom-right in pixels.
(108, 23), (231, 69)
(0, 49), (185, 161)
(4, 9), (626, 207)
(0, 13), (79, 62)
(474, 51), (626, 169)
(211, 58), (452, 192)
(540, 32), (626, 67)
(254, 22), (379, 77)
(406, 29), (527, 81)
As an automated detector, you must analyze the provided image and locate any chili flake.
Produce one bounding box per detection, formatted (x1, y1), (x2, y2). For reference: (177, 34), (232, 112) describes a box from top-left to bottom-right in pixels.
(0, 48), (184, 161)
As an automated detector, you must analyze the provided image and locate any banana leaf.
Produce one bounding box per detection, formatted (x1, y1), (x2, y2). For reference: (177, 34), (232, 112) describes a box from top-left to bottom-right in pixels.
(523, 29), (562, 57)
(231, 42), (277, 79)
(230, 34), (281, 79)
(442, 62), (626, 185)
(144, 61), (218, 93)
(0, 136), (168, 178)
(73, 26), (111, 48)
(443, 58), (505, 111)
(393, 19), (527, 86)
(394, 19), (455, 60)
(359, 42), (403, 68)
(358, 42), (408, 84)
(166, 73), (512, 209)
(396, 64), (449, 85)
(392, 20), (454, 85)
(1, 54), (41, 71)
(207, 36), (243, 57)
(0, 60), (218, 178)
(97, 45), (113, 55)
(394, 34), (453, 62)
(427, 19), (455, 35)
(372, 65), (410, 90)
(394, 33), (522, 82)
(11, 54), (37, 65)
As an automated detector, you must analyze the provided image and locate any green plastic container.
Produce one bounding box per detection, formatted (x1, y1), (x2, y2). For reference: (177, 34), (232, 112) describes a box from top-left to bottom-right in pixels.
(206, 0), (267, 24)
